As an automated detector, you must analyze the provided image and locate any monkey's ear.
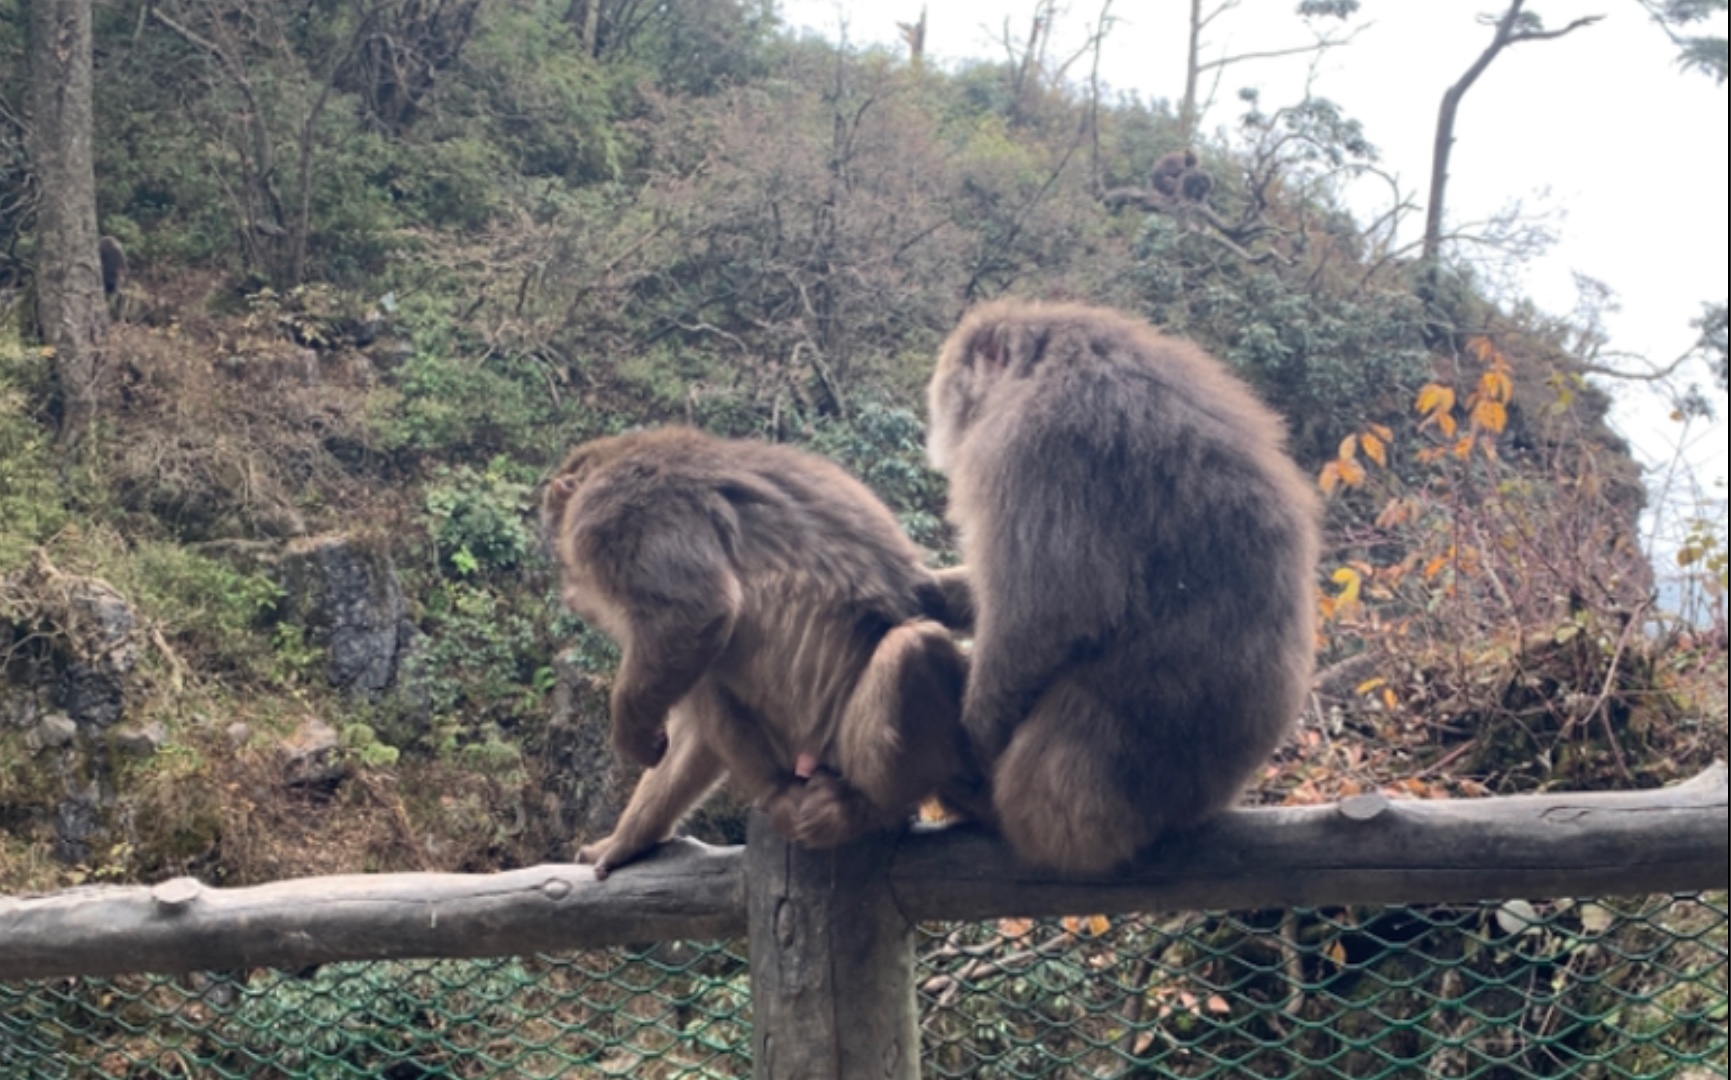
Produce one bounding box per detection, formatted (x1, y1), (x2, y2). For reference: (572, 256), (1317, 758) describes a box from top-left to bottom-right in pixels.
(967, 325), (1012, 374)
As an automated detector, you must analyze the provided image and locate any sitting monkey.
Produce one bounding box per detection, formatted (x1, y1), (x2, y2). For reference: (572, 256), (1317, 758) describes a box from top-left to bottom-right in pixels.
(926, 301), (1320, 874)
(543, 427), (984, 877)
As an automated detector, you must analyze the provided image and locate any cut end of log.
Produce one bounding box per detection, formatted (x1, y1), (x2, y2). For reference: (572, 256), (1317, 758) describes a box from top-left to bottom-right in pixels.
(150, 878), (204, 913)
(1338, 794), (1391, 823)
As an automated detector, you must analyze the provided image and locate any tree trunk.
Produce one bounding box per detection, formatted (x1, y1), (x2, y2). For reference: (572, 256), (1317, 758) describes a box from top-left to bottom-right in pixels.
(1181, 0), (1204, 140)
(27, 0), (107, 452)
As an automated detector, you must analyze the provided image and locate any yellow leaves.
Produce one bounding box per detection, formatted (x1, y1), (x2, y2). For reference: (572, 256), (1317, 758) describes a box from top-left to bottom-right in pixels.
(1318, 429), (1387, 496)
(1417, 383), (1458, 439)
(1472, 399), (1508, 436)
(1331, 566), (1363, 606)
(1062, 914), (1112, 937)
(1361, 431), (1389, 468)
(1326, 940), (1349, 969)
(918, 798), (952, 824)
(998, 918), (1035, 939)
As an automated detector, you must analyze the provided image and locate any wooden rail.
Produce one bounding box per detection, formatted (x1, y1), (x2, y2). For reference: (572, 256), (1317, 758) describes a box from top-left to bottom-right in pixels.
(3, 765), (1725, 1080)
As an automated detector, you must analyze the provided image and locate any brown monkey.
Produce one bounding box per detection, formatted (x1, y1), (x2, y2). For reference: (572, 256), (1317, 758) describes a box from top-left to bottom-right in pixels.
(1150, 150), (1195, 198)
(543, 427), (984, 877)
(926, 301), (1320, 874)
(99, 236), (127, 297)
(1150, 150), (1213, 203)
(1179, 166), (1213, 203)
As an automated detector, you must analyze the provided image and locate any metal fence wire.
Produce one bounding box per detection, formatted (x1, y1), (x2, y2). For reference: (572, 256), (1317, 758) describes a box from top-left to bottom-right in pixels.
(1, 895), (1724, 1080)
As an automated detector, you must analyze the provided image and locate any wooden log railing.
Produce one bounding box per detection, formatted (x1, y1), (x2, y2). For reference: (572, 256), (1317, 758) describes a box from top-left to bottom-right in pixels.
(2, 765), (1726, 1080)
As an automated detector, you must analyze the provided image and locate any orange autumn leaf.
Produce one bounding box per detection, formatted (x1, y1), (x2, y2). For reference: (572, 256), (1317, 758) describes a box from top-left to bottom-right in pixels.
(1338, 434), (1361, 463)
(1063, 915), (1112, 937)
(1327, 940), (1349, 968)
(1453, 436), (1475, 460)
(1416, 383), (1456, 419)
(1480, 369), (1514, 405)
(1361, 432), (1388, 468)
(999, 918), (1035, 939)
(1472, 399), (1508, 435)
(1319, 462), (1343, 495)
(1368, 423), (1395, 443)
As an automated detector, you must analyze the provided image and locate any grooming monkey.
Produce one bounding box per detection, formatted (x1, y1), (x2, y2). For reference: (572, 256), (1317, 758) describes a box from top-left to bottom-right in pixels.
(543, 427), (984, 877)
(926, 301), (1320, 874)
(1150, 149), (1213, 203)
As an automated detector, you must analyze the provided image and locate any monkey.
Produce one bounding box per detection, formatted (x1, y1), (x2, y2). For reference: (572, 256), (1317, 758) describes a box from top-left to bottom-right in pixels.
(1150, 149), (1213, 204)
(925, 300), (1320, 875)
(1150, 150), (1194, 198)
(98, 236), (126, 298)
(1179, 166), (1213, 203)
(542, 426), (986, 878)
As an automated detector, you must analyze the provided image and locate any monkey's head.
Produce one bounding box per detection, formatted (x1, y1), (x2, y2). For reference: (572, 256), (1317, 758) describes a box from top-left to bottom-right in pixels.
(541, 435), (645, 625)
(926, 301), (1053, 471)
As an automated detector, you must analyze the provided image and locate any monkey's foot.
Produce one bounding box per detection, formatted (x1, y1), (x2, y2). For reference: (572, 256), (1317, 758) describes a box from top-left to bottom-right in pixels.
(764, 773), (882, 849)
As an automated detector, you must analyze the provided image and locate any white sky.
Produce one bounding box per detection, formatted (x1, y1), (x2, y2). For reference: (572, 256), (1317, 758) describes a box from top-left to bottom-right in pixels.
(777, 0), (1730, 555)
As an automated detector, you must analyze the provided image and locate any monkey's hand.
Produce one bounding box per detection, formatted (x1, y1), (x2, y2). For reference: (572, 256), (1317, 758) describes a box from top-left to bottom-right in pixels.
(577, 833), (658, 882)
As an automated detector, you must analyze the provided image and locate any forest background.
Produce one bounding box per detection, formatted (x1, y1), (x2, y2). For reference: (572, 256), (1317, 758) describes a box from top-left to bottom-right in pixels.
(0, 0), (1725, 893)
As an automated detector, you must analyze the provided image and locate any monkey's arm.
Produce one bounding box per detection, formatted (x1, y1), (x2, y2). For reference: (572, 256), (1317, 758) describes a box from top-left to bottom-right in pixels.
(960, 444), (1127, 763)
(580, 707), (726, 879)
(920, 566), (976, 632)
(609, 524), (743, 768)
(613, 603), (736, 768)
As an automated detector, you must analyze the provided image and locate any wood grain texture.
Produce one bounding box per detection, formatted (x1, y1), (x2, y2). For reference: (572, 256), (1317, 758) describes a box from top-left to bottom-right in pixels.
(0, 839), (742, 981)
(4, 768), (1722, 983)
(747, 812), (919, 1080)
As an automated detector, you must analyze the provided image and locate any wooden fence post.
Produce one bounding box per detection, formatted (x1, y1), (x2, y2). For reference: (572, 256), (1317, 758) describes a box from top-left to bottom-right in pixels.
(746, 811), (920, 1080)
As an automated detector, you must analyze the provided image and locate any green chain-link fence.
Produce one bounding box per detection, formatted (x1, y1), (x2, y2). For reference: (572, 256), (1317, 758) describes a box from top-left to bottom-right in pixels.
(2, 895), (1724, 1079)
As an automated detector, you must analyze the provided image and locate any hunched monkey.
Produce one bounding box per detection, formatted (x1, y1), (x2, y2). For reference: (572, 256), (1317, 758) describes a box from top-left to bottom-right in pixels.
(926, 301), (1320, 874)
(543, 426), (984, 877)
(1150, 149), (1212, 204)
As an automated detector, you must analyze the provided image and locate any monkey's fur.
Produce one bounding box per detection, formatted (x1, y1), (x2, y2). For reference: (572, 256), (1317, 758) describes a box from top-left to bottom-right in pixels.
(543, 427), (983, 877)
(1150, 149), (1212, 204)
(927, 301), (1320, 874)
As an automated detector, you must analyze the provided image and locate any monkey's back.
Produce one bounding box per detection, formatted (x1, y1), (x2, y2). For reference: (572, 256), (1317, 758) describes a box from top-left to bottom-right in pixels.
(946, 304), (1319, 830)
(555, 427), (942, 762)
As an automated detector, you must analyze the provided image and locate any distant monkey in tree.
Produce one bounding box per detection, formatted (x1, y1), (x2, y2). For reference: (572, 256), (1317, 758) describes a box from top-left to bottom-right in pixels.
(1150, 149), (1213, 204)
(99, 236), (127, 297)
(926, 301), (1320, 874)
(543, 427), (984, 878)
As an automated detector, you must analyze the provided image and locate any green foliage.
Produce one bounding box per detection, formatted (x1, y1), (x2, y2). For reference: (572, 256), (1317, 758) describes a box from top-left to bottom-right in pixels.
(808, 402), (951, 552)
(122, 545), (283, 676)
(424, 461), (536, 577)
(409, 579), (545, 734)
(341, 723), (401, 769)
(457, 5), (629, 182)
(0, 341), (66, 572)
(372, 348), (552, 462)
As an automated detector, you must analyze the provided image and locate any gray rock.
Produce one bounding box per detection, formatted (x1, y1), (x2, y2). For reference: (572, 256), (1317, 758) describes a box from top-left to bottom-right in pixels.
(53, 782), (105, 866)
(280, 718), (347, 789)
(277, 535), (413, 696)
(31, 713), (79, 752)
(114, 721), (169, 757)
(67, 579), (140, 677)
(226, 722), (254, 749)
(59, 662), (126, 729)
